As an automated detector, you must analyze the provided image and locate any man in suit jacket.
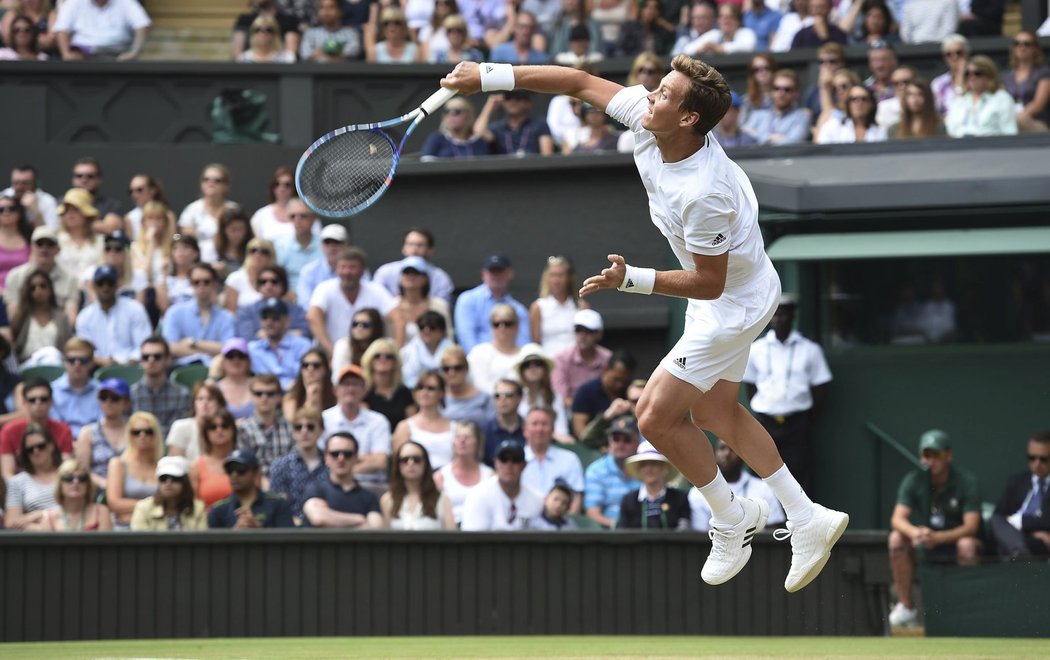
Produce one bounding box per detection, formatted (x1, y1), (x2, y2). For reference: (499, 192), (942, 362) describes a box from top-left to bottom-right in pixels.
(990, 431), (1050, 559)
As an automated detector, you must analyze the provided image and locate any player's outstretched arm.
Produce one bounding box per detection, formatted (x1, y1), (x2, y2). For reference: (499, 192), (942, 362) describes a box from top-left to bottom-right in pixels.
(441, 62), (624, 114)
(580, 252), (729, 301)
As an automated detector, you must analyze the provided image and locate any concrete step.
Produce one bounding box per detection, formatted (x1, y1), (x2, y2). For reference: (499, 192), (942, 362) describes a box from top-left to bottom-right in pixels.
(140, 27), (231, 62)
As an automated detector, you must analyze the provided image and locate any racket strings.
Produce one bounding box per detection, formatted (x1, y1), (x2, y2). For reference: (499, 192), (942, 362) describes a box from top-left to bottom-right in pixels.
(298, 130), (397, 215)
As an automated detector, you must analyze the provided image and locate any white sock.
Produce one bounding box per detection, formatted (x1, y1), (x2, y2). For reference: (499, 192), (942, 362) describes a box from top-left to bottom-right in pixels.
(696, 469), (744, 527)
(764, 464), (814, 526)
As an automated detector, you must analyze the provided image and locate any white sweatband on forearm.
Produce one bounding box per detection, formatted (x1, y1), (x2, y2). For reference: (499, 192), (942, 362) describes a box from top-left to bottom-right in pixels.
(618, 264), (656, 295)
(480, 62), (515, 92)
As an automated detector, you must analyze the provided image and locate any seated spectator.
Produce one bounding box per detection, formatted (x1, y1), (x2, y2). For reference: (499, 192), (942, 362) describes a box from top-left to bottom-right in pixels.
(131, 337), (191, 438)
(900, 0), (955, 45)
(679, 3), (755, 56)
(562, 102), (621, 153)
(208, 338), (254, 420)
(482, 378), (526, 464)
(491, 10), (550, 63)
(232, 0), (300, 61)
(155, 233), (201, 313)
(529, 480), (578, 530)
(234, 265), (309, 341)
(74, 265), (152, 366)
(167, 382), (226, 462)
(191, 409), (238, 509)
(248, 298), (311, 390)
(0, 194), (31, 293)
(212, 206), (252, 281)
(56, 188), (103, 281)
(578, 377), (645, 449)
(106, 412), (163, 529)
(475, 91), (555, 157)
(177, 164), (238, 264)
(1002, 31), (1050, 133)
(887, 430), (982, 628)
(425, 13), (483, 64)
(4, 423), (61, 529)
(945, 55), (1018, 137)
(302, 431), (383, 528)
(671, 1), (715, 56)
(434, 420), (494, 525)
(713, 92), (758, 147)
(418, 0), (457, 59)
(454, 253), (530, 352)
(162, 262), (236, 367)
(845, 0), (900, 47)
(874, 65), (917, 128)
(745, 0), (782, 52)
(0, 14), (50, 61)
(372, 227), (454, 304)
(583, 414), (641, 528)
(989, 430), (1050, 560)
(617, 0), (676, 57)
(130, 455), (207, 530)
(441, 345), (495, 428)
(10, 269), (74, 366)
(224, 237), (276, 312)
(521, 407), (584, 511)
(0, 378), (74, 480)
(269, 406), (327, 522)
(515, 349), (571, 440)
(386, 257), (452, 348)
(400, 310), (454, 389)
(468, 305), (539, 395)
(39, 458), (112, 531)
(547, 0), (602, 61)
(816, 85), (887, 143)
(689, 440), (786, 531)
(361, 337), (416, 430)
(815, 67), (861, 136)
(5, 226), (79, 323)
(554, 24), (603, 66)
(618, 441), (690, 530)
(529, 256), (583, 357)
(571, 349), (635, 438)
(381, 441), (456, 529)
(931, 34), (969, 117)
(300, 0), (361, 61)
(282, 348), (336, 421)
(741, 54), (776, 119)
(125, 174), (175, 242)
(332, 307), (385, 375)
(130, 200), (175, 297)
(236, 374), (294, 480)
(367, 7), (420, 63)
(957, 0), (1004, 38)
(54, 0), (151, 61)
(80, 229), (148, 306)
(742, 69), (811, 145)
(865, 42), (898, 102)
(308, 247), (395, 359)
(790, 0), (846, 49)
(68, 157), (123, 232)
(52, 338), (101, 437)
(3, 164), (57, 233)
(73, 377), (130, 491)
(549, 90), (586, 155)
(553, 309), (611, 410)
(888, 79), (945, 138)
(801, 42), (846, 125)
(249, 167), (295, 242)
(461, 439), (544, 530)
(421, 94), (491, 159)
(208, 447), (294, 528)
(274, 202), (319, 295)
(323, 364), (393, 493)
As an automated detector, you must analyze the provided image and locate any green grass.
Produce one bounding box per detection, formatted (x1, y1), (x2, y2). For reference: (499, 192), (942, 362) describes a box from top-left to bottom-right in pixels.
(2, 636), (1048, 659)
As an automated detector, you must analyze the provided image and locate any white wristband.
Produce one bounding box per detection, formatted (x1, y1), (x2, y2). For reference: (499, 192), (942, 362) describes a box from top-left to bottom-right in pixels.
(618, 264), (655, 295)
(480, 62), (515, 92)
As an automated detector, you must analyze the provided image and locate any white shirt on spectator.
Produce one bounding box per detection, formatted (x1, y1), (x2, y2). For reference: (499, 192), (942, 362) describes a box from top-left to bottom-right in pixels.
(461, 475), (544, 531)
(769, 13), (811, 52)
(689, 470), (785, 531)
(321, 405), (392, 485)
(467, 342), (541, 396)
(815, 117), (888, 144)
(53, 0), (150, 54)
(522, 444), (584, 496)
(309, 278), (396, 350)
(1, 187), (58, 229)
(876, 96), (902, 129)
(680, 27), (758, 57)
(74, 296), (153, 363)
(743, 329), (833, 416)
(671, 27), (715, 56)
(901, 0), (958, 44)
(944, 89), (1018, 137)
(178, 199), (237, 264)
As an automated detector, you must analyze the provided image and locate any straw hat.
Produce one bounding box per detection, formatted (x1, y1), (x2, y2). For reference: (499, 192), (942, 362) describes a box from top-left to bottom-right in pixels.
(624, 441), (679, 481)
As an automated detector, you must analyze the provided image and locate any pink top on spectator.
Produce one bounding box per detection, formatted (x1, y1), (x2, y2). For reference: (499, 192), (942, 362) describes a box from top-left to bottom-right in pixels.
(0, 244), (30, 290)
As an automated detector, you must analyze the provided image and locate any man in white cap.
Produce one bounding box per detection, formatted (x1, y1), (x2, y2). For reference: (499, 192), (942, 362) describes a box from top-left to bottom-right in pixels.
(371, 227), (455, 303)
(296, 222), (348, 305)
(4, 225), (79, 320)
(617, 441), (692, 530)
(552, 308), (611, 410)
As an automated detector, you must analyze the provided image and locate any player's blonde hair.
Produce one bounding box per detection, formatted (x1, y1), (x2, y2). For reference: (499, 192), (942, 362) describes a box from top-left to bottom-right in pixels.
(670, 55), (732, 136)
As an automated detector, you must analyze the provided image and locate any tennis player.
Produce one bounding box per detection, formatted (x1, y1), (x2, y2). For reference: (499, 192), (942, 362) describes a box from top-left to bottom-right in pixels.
(441, 57), (848, 592)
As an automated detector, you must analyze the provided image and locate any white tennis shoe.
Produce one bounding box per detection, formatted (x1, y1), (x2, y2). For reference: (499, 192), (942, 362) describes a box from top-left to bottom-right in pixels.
(701, 496), (770, 586)
(774, 503), (850, 593)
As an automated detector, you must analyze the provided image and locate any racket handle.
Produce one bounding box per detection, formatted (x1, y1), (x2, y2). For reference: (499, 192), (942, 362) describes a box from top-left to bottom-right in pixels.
(419, 87), (458, 117)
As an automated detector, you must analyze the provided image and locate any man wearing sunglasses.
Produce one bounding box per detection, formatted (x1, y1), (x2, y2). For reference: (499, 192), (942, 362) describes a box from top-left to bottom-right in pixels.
(74, 264), (153, 367)
(302, 432), (383, 528)
(208, 448), (294, 529)
(236, 373), (294, 481)
(64, 157), (123, 232)
(583, 414), (641, 528)
(888, 430), (982, 627)
(3, 164), (58, 230)
(248, 297), (311, 389)
(4, 226), (79, 321)
(462, 439), (544, 531)
(322, 365), (392, 492)
(989, 431), (1050, 561)
(51, 337), (101, 437)
(234, 265), (310, 340)
(162, 263), (235, 367)
(0, 378), (74, 479)
(130, 337), (190, 438)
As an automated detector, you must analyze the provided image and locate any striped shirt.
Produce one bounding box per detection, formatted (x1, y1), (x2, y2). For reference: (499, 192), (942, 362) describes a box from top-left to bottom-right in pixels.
(5, 472), (57, 513)
(583, 454), (640, 525)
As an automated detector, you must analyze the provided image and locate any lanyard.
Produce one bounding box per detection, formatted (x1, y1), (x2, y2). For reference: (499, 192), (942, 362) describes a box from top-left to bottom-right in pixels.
(504, 122), (534, 155)
(767, 340), (796, 384)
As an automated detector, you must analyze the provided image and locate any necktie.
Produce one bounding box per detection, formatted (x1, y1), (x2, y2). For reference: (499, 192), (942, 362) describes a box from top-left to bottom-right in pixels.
(1023, 479), (1046, 516)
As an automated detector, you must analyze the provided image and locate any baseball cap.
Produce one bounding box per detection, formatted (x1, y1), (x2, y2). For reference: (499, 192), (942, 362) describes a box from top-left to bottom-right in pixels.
(495, 439), (526, 462)
(918, 429), (951, 453)
(98, 377), (130, 399)
(400, 255), (429, 275)
(320, 223), (348, 242)
(221, 337), (249, 356)
(58, 188), (99, 217)
(31, 226), (58, 243)
(93, 264), (119, 284)
(104, 229), (131, 246)
(569, 25), (590, 41)
(336, 363), (366, 384)
(260, 297), (289, 317)
(156, 455), (189, 479)
(573, 309), (603, 332)
(608, 414), (639, 437)
(482, 253), (512, 270)
(224, 448), (260, 469)
(550, 478), (574, 498)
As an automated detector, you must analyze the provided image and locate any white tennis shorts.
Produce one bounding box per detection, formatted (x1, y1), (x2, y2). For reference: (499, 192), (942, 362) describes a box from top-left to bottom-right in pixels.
(659, 264), (781, 393)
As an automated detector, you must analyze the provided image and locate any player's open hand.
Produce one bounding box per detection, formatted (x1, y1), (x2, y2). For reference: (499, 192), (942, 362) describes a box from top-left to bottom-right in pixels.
(441, 62), (482, 96)
(580, 254), (627, 297)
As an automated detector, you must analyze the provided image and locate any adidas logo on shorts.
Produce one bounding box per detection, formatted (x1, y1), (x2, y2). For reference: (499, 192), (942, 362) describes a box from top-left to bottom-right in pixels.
(712, 233), (727, 246)
(673, 356), (687, 369)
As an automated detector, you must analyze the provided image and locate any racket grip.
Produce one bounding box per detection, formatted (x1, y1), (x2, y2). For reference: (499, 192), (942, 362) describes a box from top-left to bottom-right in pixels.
(419, 88), (458, 117)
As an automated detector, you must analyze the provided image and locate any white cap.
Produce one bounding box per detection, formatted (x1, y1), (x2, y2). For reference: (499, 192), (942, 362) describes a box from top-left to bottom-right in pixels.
(573, 309), (603, 332)
(156, 455), (189, 479)
(320, 223), (348, 242)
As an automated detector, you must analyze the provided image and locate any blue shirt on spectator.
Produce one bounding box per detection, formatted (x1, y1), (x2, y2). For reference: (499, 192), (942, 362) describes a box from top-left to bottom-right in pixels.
(269, 450), (328, 519)
(207, 490), (295, 528)
(161, 301), (236, 366)
(74, 297), (154, 364)
(453, 283), (530, 352)
(296, 257), (335, 308)
(481, 416), (525, 465)
(489, 117), (552, 156)
(744, 7), (782, 51)
(571, 377), (618, 420)
(302, 476), (381, 524)
(277, 234), (320, 294)
(248, 334), (312, 390)
(584, 453), (640, 525)
(741, 106), (812, 145)
(489, 43), (551, 64)
(50, 374), (101, 438)
(420, 132), (492, 160)
(235, 299), (311, 341)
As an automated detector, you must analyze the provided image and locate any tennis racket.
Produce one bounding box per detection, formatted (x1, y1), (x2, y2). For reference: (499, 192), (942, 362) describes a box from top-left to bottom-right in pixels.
(295, 87), (458, 218)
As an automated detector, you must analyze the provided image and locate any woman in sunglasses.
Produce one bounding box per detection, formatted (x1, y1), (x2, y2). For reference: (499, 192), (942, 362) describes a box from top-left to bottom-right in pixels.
(249, 166), (296, 243)
(224, 236), (276, 312)
(190, 409), (237, 509)
(283, 348), (336, 421)
(0, 193), (32, 293)
(4, 423), (61, 529)
(816, 84), (887, 144)
(177, 164), (238, 264)
(467, 304), (540, 395)
(73, 378), (130, 491)
(106, 412), (162, 528)
(154, 232), (201, 313)
(514, 349), (572, 441)
(40, 459), (113, 531)
(815, 67), (861, 136)
(361, 337), (416, 429)
(131, 456), (207, 530)
(1002, 30), (1050, 133)
(332, 307), (385, 374)
(167, 382), (227, 462)
(420, 94), (490, 159)
(381, 441), (455, 529)
(392, 370), (453, 470)
(210, 338), (255, 420)
(10, 269), (73, 365)
(440, 345), (495, 429)
(237, 14), (296, 63)
(367, 6), (420, 64)
(400, 310), (453, 389)
(945, 55), (1018, 137)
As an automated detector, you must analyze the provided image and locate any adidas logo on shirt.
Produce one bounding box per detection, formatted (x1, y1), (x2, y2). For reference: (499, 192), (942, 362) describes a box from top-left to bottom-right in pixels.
(673, 356), (687, 369)
(712, 233), (727, 246)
